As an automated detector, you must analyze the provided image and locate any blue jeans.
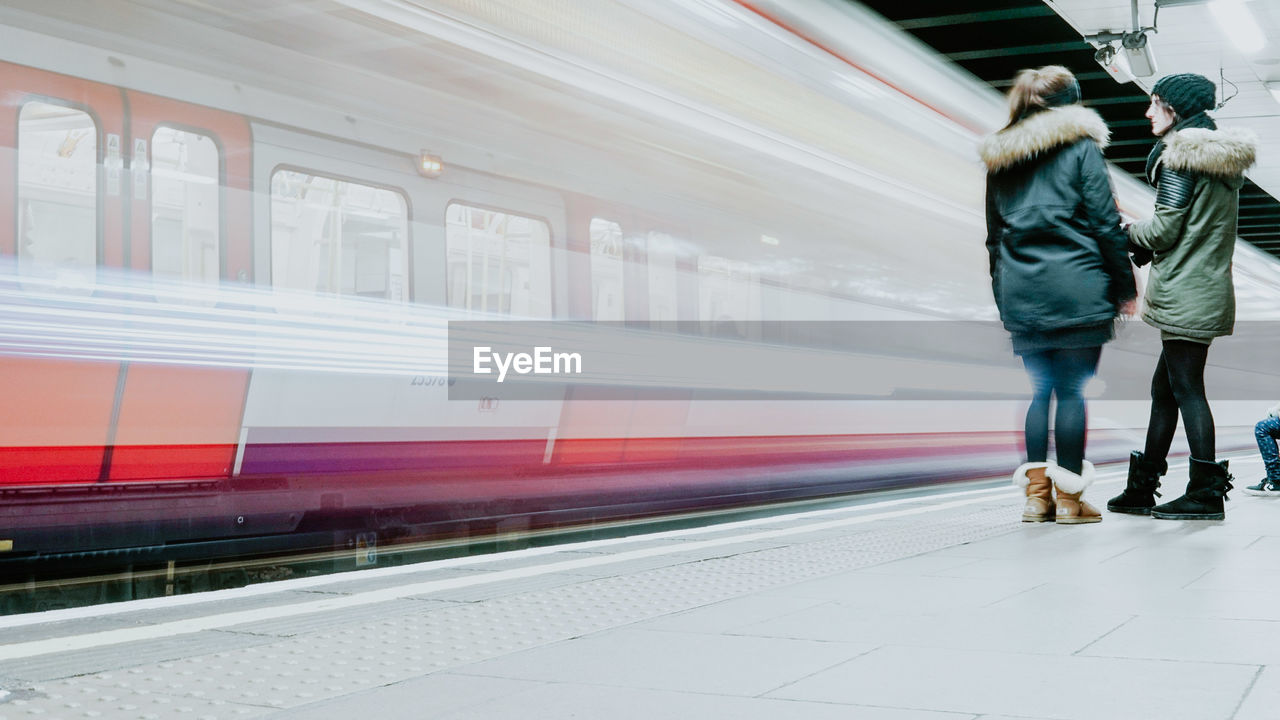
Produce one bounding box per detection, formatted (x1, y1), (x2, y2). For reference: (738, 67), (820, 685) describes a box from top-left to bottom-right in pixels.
(1021, 347), (1102, 475)
(1257, 416), (1280, 481)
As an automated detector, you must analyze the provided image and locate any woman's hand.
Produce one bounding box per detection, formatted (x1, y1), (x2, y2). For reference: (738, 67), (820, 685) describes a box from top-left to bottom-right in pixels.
(1130, 246), (1153, 268)
(1119, 298), (1138, 317)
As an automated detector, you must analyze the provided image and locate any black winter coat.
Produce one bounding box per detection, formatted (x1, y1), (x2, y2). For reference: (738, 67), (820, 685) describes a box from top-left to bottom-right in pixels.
(980, 106), (1136, 334)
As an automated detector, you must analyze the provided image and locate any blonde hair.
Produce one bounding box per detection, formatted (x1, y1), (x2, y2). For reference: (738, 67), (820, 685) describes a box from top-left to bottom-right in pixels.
(1005, 66), (1078, 128)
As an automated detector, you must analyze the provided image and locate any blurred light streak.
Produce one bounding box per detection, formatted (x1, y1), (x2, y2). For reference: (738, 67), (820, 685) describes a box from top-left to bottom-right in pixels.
(339, 0), (983, 227)
(0, 263), (452, 376)
(0, 260), (1036, 399)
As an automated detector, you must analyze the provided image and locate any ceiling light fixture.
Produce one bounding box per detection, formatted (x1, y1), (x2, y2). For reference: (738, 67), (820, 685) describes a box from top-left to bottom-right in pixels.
(1208, 0), (1267, 54)
(1265, 81), (1280, 104)
(417, 150), (443, 178)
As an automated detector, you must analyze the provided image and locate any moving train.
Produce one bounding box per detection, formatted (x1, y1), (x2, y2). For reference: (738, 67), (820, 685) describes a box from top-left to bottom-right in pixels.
(1, 0), (1278, 593)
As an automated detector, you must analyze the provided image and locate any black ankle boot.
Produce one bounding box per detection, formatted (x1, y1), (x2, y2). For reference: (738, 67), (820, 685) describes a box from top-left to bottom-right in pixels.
(1107, 451), (1166, 515)
(1151, 458), (1234, 520)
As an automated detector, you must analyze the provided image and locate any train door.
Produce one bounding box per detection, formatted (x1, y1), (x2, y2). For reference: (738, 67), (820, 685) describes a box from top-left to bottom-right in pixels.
(237, 127), (425, 477)
(697, 254), (761, 340)
(588, 217), (626, 321)
(564, 197), (651, 326)
(550, 215), (698, 466)
(0, 62), (125, 484)
(646, 231), (681, 326)
(631, 227), (698, 461)
(421, 161), (567, 465)
(99, 91), (255, 481)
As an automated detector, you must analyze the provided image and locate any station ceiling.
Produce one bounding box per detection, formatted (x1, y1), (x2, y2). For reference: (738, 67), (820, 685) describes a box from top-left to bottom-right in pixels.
(856, 0), (1280, 259)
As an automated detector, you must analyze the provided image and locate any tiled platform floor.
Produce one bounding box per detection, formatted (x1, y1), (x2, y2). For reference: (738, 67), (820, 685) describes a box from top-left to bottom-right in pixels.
(1, 453), (1276, 720)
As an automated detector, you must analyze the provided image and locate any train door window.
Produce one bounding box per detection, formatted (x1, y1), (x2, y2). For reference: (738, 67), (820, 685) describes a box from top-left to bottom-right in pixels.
(699, 255), (761, 340)
(647, 231), (680, 324)
(270, 169), (408, 302)
(151, 127), (220, 287)
(589, 218), (624, 321)
(445, 203), (551, 317)
(17, 101), (97, 292)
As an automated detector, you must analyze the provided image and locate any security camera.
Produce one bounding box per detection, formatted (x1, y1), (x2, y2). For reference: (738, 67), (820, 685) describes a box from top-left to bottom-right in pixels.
(1087, 24), (1156, 83)
(1095, 43), (1135, 84)
(1121, 31), (1157, 77)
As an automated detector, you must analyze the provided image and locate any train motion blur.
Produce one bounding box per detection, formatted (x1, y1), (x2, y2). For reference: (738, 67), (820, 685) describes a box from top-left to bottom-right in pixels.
(1, 0), (1279, 596)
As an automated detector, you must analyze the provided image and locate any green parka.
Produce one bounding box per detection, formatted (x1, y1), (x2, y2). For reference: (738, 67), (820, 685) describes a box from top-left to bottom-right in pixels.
(1129, 127), (1258, 339)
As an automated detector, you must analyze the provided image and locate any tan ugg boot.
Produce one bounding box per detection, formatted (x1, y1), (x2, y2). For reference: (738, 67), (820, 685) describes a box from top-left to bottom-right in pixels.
(1048, 461), (1102, 525)
(1013, 462), (1054, 522)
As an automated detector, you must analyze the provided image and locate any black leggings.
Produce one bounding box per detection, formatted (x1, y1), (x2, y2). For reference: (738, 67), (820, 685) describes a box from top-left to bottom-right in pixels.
(1144, 339), (1214, 462)
(1021, 347), (1102, 475)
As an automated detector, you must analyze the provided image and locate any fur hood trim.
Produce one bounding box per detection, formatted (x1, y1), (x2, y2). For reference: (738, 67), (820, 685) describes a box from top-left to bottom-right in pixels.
(1012, 462), (1052, 488)
(1162, 127), (1258, 178)
(1047, 461), (1096, 494)
(980, 106), (1110, 173)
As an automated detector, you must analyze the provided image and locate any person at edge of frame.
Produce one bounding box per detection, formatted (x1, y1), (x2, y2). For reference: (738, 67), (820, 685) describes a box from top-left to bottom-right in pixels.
(1243, 402), (1280, 497)
(1106, 73), (1258, 521)
(980, 65), (1138, 526)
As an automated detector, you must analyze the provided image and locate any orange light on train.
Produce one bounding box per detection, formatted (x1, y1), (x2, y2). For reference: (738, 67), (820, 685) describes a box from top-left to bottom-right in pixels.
(418, 150), (443, 178)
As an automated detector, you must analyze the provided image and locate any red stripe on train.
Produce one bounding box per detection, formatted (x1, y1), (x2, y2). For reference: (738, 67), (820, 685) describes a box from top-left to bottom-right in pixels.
(1, 432), (1027, 487)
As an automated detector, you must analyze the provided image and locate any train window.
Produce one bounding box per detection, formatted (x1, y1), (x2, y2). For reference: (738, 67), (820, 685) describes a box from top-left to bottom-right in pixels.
(589, 218), (624, 321)
(445, 203), (551, 317)
(270, 169), (408, 302)
(151, 127), (220, 286)
(17, 101), (97, 292)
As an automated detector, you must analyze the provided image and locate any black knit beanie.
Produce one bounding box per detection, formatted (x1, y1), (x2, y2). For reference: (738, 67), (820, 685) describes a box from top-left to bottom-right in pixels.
(1150, 73), (1216, 119)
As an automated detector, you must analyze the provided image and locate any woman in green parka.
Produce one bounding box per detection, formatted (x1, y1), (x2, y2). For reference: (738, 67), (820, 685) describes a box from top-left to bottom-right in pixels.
(1107, 73), (1258, 521)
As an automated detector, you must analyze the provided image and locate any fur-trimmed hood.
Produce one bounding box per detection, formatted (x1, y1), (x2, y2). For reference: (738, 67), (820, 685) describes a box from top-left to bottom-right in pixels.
(980, 106), (1110, 173)
(1162, 127), (1258, 178)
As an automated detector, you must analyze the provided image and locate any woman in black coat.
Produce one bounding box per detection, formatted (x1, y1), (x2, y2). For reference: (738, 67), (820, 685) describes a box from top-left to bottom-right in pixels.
(980, 66), (1137, 525)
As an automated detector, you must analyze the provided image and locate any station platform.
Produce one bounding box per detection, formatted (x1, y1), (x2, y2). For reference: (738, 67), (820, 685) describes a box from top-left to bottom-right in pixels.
(0, 452), (1276, 720)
